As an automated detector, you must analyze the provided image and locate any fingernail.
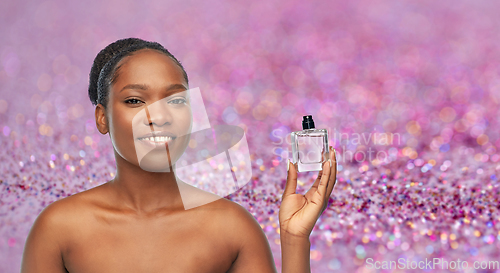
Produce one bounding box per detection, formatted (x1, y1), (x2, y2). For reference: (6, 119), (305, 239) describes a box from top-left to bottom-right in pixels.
(328, 158), (332, 168)
(287, 159), (290, 172)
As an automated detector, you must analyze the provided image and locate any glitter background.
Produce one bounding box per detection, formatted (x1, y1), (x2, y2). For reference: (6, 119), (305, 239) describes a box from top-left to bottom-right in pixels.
(2, 0), (500, 272)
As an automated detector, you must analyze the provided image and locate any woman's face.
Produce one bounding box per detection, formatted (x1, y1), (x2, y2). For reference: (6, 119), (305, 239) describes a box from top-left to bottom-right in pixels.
(105, 49), (192, 172)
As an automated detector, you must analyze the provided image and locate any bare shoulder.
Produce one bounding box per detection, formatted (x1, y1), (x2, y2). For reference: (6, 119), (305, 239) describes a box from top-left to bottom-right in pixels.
(21, 183), (106, 272)
(200, 196), (259, 231)
(34, 182), (111, 239)
(177, 181), (259, 229)
(201, 198), (277, 272)
(42, 182), (106, 215)
(32, 183), (104, 235)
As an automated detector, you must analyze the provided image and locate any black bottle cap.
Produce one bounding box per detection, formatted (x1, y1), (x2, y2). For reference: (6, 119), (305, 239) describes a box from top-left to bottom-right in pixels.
(302, 115), (315, 130)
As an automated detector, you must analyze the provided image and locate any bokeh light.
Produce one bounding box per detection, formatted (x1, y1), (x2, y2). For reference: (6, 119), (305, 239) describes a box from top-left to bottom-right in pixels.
(2, 0), (500, 272)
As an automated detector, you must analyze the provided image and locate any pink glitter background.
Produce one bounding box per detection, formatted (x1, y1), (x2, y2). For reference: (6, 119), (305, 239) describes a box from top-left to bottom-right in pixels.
(2, 0), (500, 272)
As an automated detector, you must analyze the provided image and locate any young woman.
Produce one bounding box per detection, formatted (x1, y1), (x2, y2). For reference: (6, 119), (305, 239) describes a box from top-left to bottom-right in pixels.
(20, 38), (337, 273)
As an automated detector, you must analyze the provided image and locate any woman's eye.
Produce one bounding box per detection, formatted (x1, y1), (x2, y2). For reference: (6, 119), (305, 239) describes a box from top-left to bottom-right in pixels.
(169, 98), (187, 105)
(125, 99), (143, 104)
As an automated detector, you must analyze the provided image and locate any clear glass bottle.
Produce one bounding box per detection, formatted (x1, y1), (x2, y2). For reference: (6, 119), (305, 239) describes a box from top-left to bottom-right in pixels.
(291, 115), (329, 172)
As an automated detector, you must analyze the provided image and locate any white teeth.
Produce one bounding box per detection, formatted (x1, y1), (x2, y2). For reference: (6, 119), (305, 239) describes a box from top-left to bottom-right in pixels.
(139, 136), (173, 143)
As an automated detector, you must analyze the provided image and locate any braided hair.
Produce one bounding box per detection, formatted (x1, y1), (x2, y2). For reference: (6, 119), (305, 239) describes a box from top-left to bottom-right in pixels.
(88, 38), (189, 108)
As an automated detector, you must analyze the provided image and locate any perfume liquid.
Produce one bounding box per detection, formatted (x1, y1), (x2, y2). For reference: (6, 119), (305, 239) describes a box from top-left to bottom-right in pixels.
(291, 115), (329, 172)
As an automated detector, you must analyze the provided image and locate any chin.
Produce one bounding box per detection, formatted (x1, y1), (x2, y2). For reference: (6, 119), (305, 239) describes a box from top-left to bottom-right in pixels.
(138, 152), (180, 173)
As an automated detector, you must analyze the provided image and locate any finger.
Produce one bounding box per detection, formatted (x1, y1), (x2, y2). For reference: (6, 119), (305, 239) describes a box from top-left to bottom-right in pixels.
(326, 147), (338, 197)
(283, 159), (298, 199)
(308, 147), (333, 200)
(305, 169), (323, 197)
(308, 146), (333, 195)
(316, 158), (331, 198)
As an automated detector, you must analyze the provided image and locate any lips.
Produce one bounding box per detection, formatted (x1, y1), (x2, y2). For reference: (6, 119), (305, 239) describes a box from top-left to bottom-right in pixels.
(137, 131), (177, 144)
(137, 130), (176, 139)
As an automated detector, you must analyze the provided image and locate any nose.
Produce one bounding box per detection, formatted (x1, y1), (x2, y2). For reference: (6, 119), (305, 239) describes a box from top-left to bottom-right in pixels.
(143, 101), (173, 127)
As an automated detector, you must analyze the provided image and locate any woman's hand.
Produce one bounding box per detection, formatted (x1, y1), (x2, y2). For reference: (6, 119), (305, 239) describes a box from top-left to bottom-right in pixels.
(279, 146), (337, 239)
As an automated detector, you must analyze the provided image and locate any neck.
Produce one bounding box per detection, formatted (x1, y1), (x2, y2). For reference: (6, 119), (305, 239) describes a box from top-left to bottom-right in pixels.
(106, 150), (185, 214)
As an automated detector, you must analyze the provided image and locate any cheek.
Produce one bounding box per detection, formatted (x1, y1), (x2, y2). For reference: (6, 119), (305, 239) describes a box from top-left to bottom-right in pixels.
(109, 110), (134, 142)
(177, 108), (193, 132)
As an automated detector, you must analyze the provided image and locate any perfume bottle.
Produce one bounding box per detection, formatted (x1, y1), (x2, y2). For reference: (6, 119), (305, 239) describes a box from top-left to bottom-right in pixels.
(291, 115), (329, 172)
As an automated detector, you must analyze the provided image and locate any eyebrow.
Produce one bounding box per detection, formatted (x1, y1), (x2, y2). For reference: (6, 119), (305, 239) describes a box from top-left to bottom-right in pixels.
(119, 83), (187, 93)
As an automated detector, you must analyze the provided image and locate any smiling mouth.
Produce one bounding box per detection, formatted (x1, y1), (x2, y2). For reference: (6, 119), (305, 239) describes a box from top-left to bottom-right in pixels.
(137, 136), (176, 145)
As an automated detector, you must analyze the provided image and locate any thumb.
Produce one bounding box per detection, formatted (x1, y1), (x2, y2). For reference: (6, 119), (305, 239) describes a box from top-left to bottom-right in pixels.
(282, 159), (297, 199)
